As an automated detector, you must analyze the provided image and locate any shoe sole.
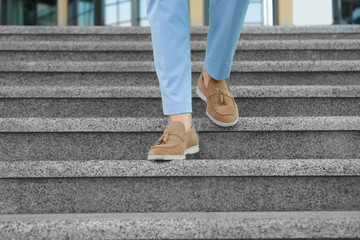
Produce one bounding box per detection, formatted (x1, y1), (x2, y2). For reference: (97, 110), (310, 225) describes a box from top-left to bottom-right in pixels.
(147, 145), (200, 161)
(196, 86), (239, 127)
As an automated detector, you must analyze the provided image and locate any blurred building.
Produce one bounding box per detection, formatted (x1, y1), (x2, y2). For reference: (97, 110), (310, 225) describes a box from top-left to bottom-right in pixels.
(0, 0), (359, 26)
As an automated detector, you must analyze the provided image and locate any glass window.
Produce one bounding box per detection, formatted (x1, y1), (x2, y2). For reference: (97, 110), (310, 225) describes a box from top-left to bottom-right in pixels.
(138, 0), (149, 26)
(341, 0), (353, 22)
(0, 0), (56, 25)
(105, 0), (132, 26)
(78, 0), (94, 25)
(68, 0), (94, 26)
(244, 0), (264, 25)
(354, 5), (360, 23)
(334, 0), (360, 24)
(105, 1), (117, 25)
(345, 0), (360, 24)
(37, 0), (57, 25)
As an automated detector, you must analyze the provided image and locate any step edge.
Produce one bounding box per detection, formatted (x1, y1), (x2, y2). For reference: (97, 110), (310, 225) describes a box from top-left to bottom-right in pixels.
(1, 211), (359, 239)
(1, 39), (360, 51)
(1, 85), (360, 98)
(0, 25), (359, 34)
(0, 60), (359, 73)
(1, 159), (360, 178)
(1, 116), (360, 132)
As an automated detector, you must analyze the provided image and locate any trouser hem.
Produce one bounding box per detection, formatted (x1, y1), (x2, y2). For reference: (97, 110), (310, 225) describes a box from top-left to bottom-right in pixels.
(203, 60), (231, 81)
(163, 101), (192, 116)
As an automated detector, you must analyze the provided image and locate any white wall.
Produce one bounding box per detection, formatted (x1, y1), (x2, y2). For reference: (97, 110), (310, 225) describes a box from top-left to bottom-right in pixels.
(292, 0), (333, 25)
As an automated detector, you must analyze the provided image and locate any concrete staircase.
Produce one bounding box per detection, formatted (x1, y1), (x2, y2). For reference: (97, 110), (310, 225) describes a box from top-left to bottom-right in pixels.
(0, 25), (360, 239)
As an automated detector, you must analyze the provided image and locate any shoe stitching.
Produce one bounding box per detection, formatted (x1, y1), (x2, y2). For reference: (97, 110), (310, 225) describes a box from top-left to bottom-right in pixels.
(156, 131), (185, 145)
(207, 88), (234, 104)
(202, 82), (237, 116)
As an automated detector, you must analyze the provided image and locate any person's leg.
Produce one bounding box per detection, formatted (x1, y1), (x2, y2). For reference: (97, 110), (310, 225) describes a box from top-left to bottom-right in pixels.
(196, 0), (249, 127)
(146, 0), (192, 132)
(203, 0), (250, 88)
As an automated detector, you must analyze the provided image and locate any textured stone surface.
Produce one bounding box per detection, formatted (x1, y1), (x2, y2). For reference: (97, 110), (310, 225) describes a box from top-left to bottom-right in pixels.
(1, 211), (359, 239)
(1, 159), (360, 178)
(0, 34), (156, 42)
(0, 25), (359, 34)
(2, 49), (359, 62)
(0, 26), (359, 43)
(0, 33), (349, 63)
(0, 72), (160, 86)
(2, 85), (360, 98)
(0, 60), (359, 72)
(2, 98), (360, 118)
(0, 26), (359, 44)
(1, 72), (360, 87)
(2, 39), (360, 51)
(0, 131), (359, 161)
(1, 176), (360, 214)
(2, 32), (360, 42)
(0, 71), (360, 86)
(1, 116), (360, 132)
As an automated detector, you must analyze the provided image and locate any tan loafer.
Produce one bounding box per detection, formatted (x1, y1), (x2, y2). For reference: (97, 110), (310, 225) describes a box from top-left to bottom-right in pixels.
(147, 121), (199, 160)
(196, 71), (239, 127)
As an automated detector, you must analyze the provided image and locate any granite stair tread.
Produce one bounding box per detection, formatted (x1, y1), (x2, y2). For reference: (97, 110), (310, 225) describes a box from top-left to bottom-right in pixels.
(1, 159), (360, 178)
(1, 39), (360, 51)
(0, 60), (359, 72)
(0, 211), (359, 239)
(1, 85), (360, 98)
(1, 25), (359, 34)
(1, 72), (360, 87)
(1, 116), (360, 132)
(1, 26), (359, 42)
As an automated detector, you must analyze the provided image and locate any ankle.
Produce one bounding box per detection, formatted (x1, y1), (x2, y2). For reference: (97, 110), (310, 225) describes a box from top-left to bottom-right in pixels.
(168, 113), (192, 133)
(202, 67), (212, 89)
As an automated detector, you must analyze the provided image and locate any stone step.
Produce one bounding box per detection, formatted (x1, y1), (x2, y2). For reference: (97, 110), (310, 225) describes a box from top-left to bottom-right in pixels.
(2, 97), (359, 118)
(0, 173), (359, 213)
(2, 159), (359, 178)
(3, 40), (360, 51)
(2, 116), (359, 132)
(0, 117), (359, 161)
(1, 212), (359, 239)
(2, 85), (359, 98)
(1, 72), (360, 86)
(1, 85), (360, 117)
(0, 25), (359, 41)
(1, 40), (359, 61)
(0, 158), (359, 214)
(0, 60), (359, 73)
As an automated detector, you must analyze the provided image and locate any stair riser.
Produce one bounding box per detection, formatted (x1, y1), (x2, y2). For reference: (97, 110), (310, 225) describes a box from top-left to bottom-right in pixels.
(1, 98), (360, 118)
(0, 33), (359, 42)
(1, 61), (359, 73)
(1, 176), (359, 214)
(1, 212), (359, 240)
(1, 72), (360, 86)
(1, 131), (359, 161)
(0, 50), (358, 61)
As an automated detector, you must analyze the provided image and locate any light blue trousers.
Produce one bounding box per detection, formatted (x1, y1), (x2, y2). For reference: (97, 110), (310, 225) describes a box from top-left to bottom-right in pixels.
(146, 0), (250, 115)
